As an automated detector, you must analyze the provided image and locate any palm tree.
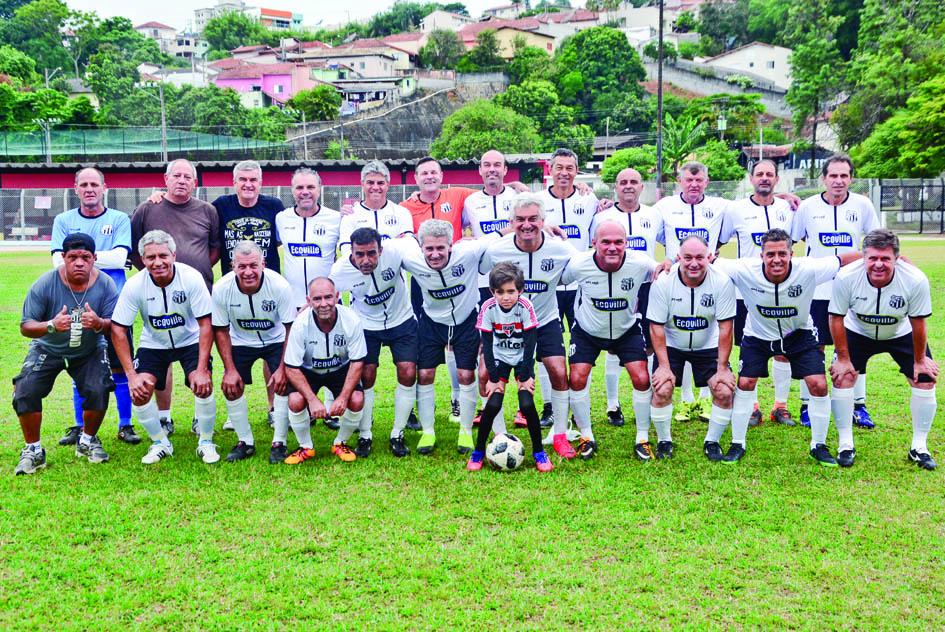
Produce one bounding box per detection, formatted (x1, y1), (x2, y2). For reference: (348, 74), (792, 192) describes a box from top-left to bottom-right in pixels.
(661, 112), (707, 177)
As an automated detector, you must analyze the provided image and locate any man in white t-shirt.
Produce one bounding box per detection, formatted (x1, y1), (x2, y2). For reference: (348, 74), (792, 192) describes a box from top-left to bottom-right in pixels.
(338, 161), (414, 255)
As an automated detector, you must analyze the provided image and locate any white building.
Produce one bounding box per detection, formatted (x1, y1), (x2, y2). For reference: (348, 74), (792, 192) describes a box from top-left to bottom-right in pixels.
(482, 3), (524, 19)
(134, 22), (178, 54)
(194, 0), (247, 33)
(702, 42), (793, 91)
(421, 10), (475, 32)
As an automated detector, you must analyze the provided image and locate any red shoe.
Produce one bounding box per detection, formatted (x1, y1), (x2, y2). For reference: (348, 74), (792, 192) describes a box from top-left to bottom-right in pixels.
(534, 450), (554, 472)
(552, 434), (576, 459)
(514, 410), (528, 428)
(466, 450), (484, 471)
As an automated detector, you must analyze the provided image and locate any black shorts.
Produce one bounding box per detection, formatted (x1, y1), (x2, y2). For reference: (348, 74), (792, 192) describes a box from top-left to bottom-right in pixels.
(410, 277), (424, 320)
(637, 282), (653, 349)
(845, 329), (934, 382)
(654, 347), (721, 388)
(364, 318), (418, 365)
(106, 325), (134, 371)
(739, 330), (825, 379)
(134, 344), (211, 391)
(535, 320), (566, 361)
(810, 299), (832, 346)
(291, 364), (363, 397)
(557, 289), (577, 332)
(417, 309), (480, 371)
(232, 342), (283, 384)
(489, 360), (515, 382)
(12, 343), (114, 415)
(569, 321), (648, 366)
(734, 299), (748, 346)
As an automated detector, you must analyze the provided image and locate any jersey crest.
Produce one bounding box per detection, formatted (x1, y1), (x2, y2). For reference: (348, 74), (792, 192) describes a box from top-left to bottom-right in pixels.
(333, 334), (346, 347)
(261, 299), (277, 312)
(620, 277), (634, 291)
(441, 202), (452, 214)
(101, 224), (113, 235)
(889, 295), (905, 309)
(451, 264), (465, 277)
(540, 258), (554, 272)
(381, 267), (396, 282)
(172, 291), (187, 304)
(700, 293), (714, 308)
(786, 284), (802, 298)
(845, 209), (858, 223)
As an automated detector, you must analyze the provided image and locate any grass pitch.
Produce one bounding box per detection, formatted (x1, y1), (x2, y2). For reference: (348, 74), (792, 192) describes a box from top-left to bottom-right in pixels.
(1, 244), (944, 629)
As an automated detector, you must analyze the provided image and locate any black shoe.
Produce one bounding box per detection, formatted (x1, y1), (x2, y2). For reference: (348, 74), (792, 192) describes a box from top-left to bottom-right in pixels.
(721, 443), (745, 464)
(405, 410), (422, 432)
(809, 443), (838, 467)
(606, 406), (625, 427)
(656, 440), (674, 459)
(116, 424), (142, 445)
(837, 448), (856, 468)
(324, 417), (340, 431)
(703, 441), (723, 462)
(355, 437), (373, 458)
(748, 406), (762, 428)
(59, 425), (82, 446)
(577, 438), (597, 460)
(226, 441), (256, 462)
(390, 435), (409, 457)
(634, 441), (655, 462)
(539, 403), (554, 428)
(160, 417), (175, 437)
(269, 442), (287, 464)
(909, 449), (937, 471)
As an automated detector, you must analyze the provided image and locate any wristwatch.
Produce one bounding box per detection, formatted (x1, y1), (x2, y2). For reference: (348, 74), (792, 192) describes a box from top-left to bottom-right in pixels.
(46, 320), (55, 334)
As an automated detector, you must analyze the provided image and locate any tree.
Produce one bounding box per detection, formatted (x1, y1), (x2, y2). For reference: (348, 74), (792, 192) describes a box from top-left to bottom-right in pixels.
(6, 0), (71, 73)
(493, 79), (560, 122)
(696, 0), (749, 53)
(83, 46), (140, 121)
(683, 93), (765, 143)
(418, 29), (464, 69)
(287, 85), (342, 122)
(677, 41), (700, 60)
(693, 140), (744, 181)
(325, 138), (355, 159)
(193, 85), (248, 135)
(643, 41), (677, 63)
(601, 145), (658, 183)
(368, 2), (439, 37)
(662, 113), (708, 175)
(430, 100), (541, 159)
(245, 106), (298, 141)
(674, 11), (697, 32)
(441, 3), (469, 16)
(0, 44), (38, 85)
(507, 41), (552, 84)
(466, 29), (505, 71)
(746, 0), (790, 45)
(0, 0), (29, 19)
(203, 12), (267, 55)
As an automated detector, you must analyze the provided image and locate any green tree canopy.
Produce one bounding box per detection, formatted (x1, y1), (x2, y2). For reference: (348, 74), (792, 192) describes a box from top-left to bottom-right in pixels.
(430, 99), (541, 159)
(0, 44), (38, 85)
(601, 145), (658, 183)
(693, 139), (744, 181)
(507, 41), (552, 84)
(203, 12), (267, 55)
(662, 113), (708, 176)
(464, 29), (505, 71)
(6, 0), (71, 73)
(287, 85), (343, 122)
(682, 93), (764, 143)
(419, 29), (464, 69)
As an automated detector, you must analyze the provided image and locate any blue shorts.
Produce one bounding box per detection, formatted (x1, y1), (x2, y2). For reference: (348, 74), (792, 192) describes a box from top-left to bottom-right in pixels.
(364, 318), (418, 365)
(637, 282), (653, 349)
(738, 330), (824, 379)
(734, 299), (748, 346)
(569, 321), (647, 366)
(417, 309), (480, 371)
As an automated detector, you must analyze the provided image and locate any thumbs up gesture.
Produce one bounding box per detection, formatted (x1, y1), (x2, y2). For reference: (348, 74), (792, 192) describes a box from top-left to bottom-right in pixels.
(80, 302), (103, 331)
(52, 305), (72, 332)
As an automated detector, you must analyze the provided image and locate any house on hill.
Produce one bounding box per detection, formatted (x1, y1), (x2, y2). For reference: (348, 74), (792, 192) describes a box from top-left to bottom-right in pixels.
(457, 18), (555, 57)
(134, 21), (177, 54)
(702, 42), (792, 91)
(213, 62), (325, 108)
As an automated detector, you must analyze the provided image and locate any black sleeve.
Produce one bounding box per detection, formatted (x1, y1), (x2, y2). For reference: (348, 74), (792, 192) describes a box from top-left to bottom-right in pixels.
(515, 327), (537, 382)
(480, 330), (501, 382)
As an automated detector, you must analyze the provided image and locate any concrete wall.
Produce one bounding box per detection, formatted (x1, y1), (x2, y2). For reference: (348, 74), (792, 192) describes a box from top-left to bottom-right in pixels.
(645, 62), (791, 118)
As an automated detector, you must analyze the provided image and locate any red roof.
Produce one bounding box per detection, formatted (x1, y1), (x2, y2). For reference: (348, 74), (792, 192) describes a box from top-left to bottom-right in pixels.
(457, 18), (543, 43)
(535, 9), (598, 24)
(337, 38), (414, 56)
(209, 57), (247, 70)
(259, 7), (292, 19)
(382, 32), (426, 43)
(135, 21), (175, 31)
(301, 40), (332, 49)
(231, 44), (271, 54)
(216, 62), (300, 80)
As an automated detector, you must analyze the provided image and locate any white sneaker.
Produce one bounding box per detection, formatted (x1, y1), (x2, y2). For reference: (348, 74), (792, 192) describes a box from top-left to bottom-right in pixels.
(222, 418), (235, 431)
(142, 441), (173, 465)
(197, 441), (220, 464)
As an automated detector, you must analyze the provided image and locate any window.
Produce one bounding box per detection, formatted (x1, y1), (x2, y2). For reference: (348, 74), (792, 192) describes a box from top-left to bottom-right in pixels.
(275, 84), (284, 93)
(767, 60), (775, 69)
(749, 61), (754, 67)
(359, 61), (365, 69)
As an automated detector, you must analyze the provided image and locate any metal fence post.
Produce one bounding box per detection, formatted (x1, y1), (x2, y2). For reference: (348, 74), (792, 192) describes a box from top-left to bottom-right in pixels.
(919, 180), (925, 234)
(940, 178), (944, 234)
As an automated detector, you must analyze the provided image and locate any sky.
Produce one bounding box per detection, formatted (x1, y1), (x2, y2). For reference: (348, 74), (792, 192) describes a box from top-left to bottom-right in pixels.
(64, 0), (541, 32)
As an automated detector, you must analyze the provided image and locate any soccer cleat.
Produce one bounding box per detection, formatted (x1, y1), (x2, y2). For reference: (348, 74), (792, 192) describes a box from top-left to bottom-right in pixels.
(703, 441), (723, 462)
(770, 406), (796, 427)
(466, 450), (485, 471)
(634, 441), (655, 462)
(674, 402), (692, 423)
(284, 447), (316, 465)
(390, 434), (409, 457)
(473, 410), (482, 427)
(534, 450), (553, 472)
(354, 437), (373, 458)
(514, 410), (528, 428)
(748, 404), (762, 428)
(908, 449), (937, 471)
(269, 442), (288, 464)
(14, 446), (46, 475)
(809, 443), (838, 467)
(58, 425), (82, 446)
(117, 424), (142, 444)
(197, 441), (221, 464)
(226, 441), (256, 462)
(222, 418), (235, 431)
(697, 399), (712, 423)
(606, 405), (625, 427)
(160, 417), (175, 437)
(577, 438), (597, 460)
(191, 418), (198, 435)
(799, 406), (811, 428)
(656, 440), (675, 460)
(405, 410), (422, 431)
(76, 436), (110, 463)
(853, 405), (875, 429)
(539, 403), (554, 428)
(324, 417), (340, 431)
(450, 399), (461, 423)
(837, 448), (856, 468)
(417, 432), (436, 455)
(141, 441), (173, 465)
(552, 434), (576, 459)
(721, 443), (746, 464)
(456, 430), (474, 455)
(332, 442), (357, 462)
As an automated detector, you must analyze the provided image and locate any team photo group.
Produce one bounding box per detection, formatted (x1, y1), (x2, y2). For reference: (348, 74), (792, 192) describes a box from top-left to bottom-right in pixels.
(12, 149), (938, 475)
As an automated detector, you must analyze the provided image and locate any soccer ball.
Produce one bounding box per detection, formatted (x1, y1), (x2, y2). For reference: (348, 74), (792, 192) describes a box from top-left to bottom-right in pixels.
(486, 433), (525, 471)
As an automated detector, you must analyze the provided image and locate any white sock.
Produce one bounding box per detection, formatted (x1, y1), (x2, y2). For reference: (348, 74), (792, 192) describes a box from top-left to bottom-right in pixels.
(134, 400), (167, 442)
(79, 432), (94, 447)
(698, 386), (710, 400)
(731, 387), (755, 446)
(272, 394), (289, 444)
(651, 403), (672, 443)
(27, 440), (42, 450)
(681, 362), (695, 402)
(493, 405), (508, 435)
(647, 354), (655, 376)
(224, 396), (254, 445)
(551, 388), (569, 435)
(831, 387), (855, 452)
(854, 373), (867, 405)
(705, 404), (733, 443)
(570, 384), (593, 440)
(538, 363), (552, 409)
(359, 387), (375, 440)
(632, 387), (652, 443)
(157, 408), (171, 421)
(323, 388), (335, 415)
(773, 359), (792, 404)
(459, 381), (478, 435)
(288, 407), (313, 449)
(911, 387), (936, 453)
(446, 349), (460, 401)
(417, 383), (437, 434)
(605, 353), (621, 409)
(392, 383), (416, 438)
(334, 408), (362, 445)
(194, 395), (216, 442)
(799, 380), (810, 406)
(809, 394), (831, 448)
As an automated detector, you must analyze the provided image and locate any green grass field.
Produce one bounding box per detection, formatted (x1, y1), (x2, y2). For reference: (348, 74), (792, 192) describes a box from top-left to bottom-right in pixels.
(2, 244), (944, 629)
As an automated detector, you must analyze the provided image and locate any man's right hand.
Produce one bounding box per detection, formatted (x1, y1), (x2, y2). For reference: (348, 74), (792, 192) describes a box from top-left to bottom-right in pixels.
(307, 396), (328, 420)
(221, 368), (244, 400)
(829, 357), (857, 386)
(148, 189), (166, 204)
(651, 364), (675, 392)
(129, 372), (155, 401)
(52, 305), (72, 332)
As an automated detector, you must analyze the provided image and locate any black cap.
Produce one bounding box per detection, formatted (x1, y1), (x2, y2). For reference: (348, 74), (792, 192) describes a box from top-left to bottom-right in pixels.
(61, 232), (96, 255)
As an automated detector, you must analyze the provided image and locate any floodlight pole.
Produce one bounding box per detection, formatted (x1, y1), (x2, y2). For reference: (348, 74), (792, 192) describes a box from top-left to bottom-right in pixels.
(655, 0), (665, 194)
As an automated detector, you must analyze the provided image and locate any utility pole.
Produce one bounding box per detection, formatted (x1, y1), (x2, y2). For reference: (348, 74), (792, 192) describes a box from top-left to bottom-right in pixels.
(604, 116), (610, 161)
(302, 111), (308, 160)
(758, 118), (764, 163)
(159, 83), (168, 163)
(34, 118), (61, 163)
(44, 67), (62, 89)
(655, 0), (665, 195)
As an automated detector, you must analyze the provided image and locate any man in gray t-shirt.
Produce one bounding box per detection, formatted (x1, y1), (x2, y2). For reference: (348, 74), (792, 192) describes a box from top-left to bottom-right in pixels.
(12, 233), (118, 475)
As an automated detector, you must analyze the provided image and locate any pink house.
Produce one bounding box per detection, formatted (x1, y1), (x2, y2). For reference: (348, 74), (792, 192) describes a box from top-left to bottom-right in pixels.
(213, 62), (326, 108)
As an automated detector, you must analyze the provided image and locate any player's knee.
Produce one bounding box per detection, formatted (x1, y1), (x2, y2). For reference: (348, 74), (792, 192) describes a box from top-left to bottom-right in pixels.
(652, 382), (673, 406)
(348, 392), (364, 412)
(712, 385), (733, 408)
(518, 390), (535, 414)
(806, 377), (828, 397)
(418, 369), (436, 385)
(629, 364), (650, 391)
(457, 369), (475, 386)
(737, 377), (758, 391)
(288, 393), (306, 413)
(395, 363), (416, 386)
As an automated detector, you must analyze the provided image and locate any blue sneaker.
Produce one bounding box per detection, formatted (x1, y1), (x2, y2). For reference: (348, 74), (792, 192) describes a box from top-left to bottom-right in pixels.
(466, 449), (485, 471)
(853, 405), (875, 429)
(799, 406), (811, 428)
(534, 450), (553, 472)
